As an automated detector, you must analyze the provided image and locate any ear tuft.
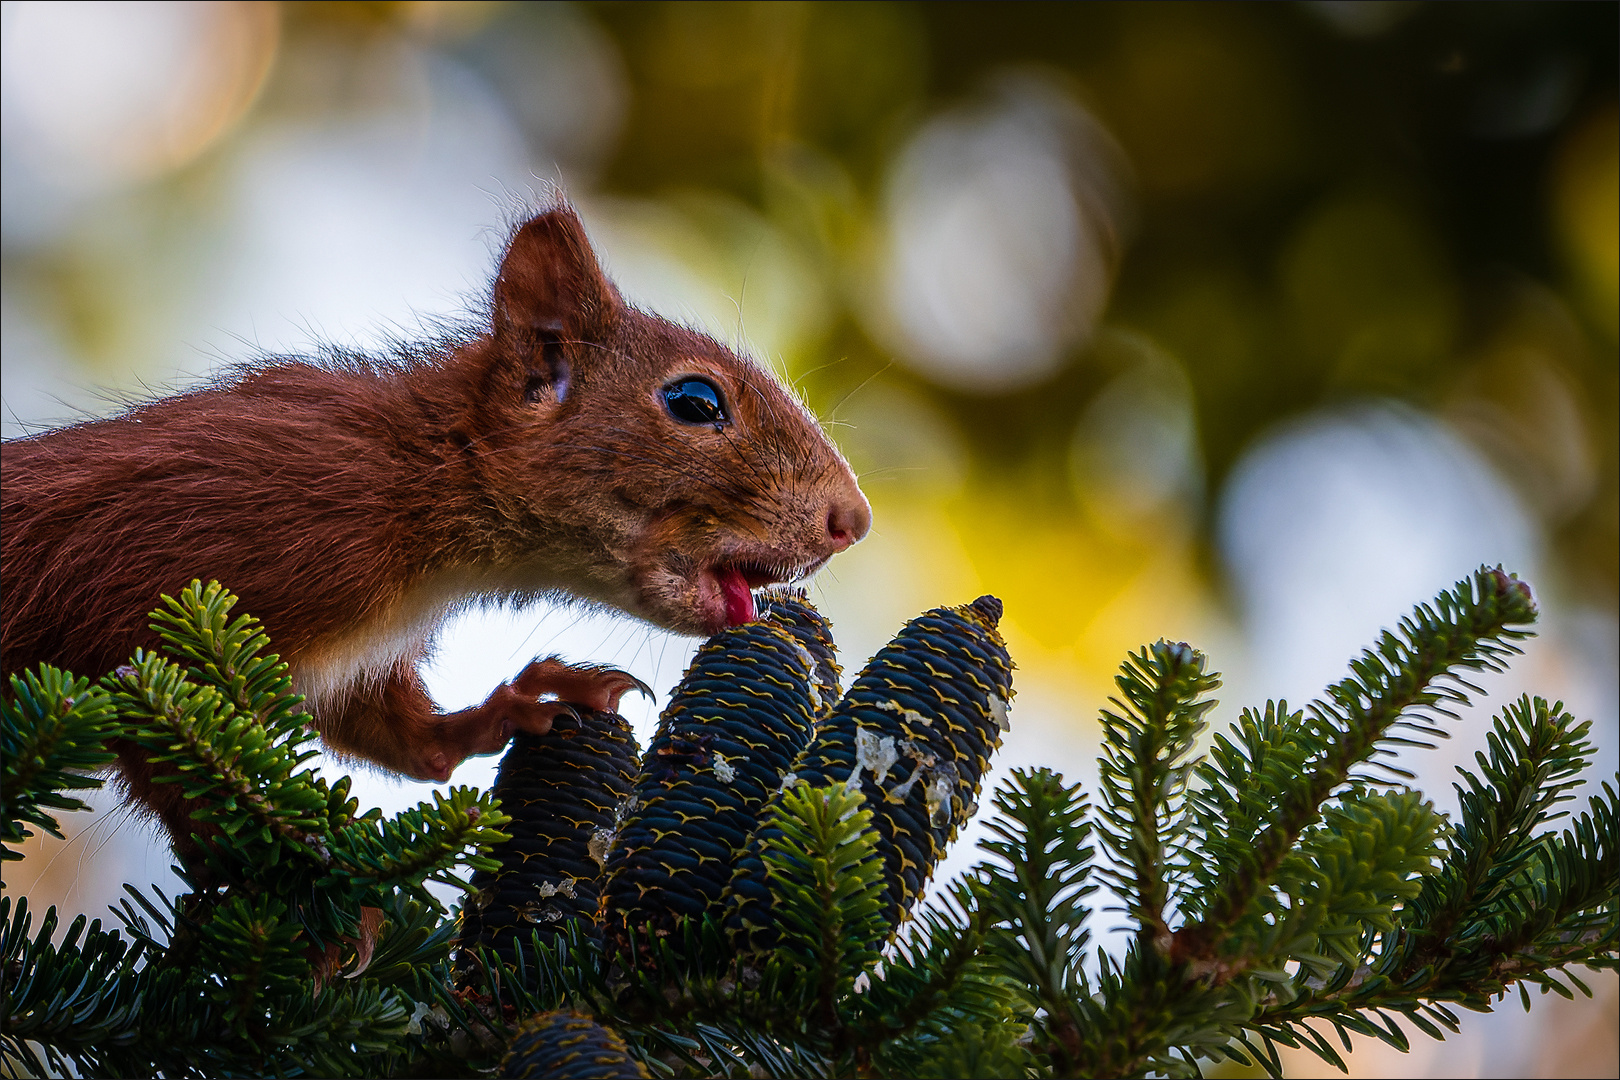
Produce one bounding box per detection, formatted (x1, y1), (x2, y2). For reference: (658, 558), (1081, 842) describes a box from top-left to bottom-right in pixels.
(493, 205), (617, 339)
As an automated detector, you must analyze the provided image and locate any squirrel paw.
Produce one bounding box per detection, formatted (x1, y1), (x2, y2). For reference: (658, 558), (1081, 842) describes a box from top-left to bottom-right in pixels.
(412, 660), (653, 782)
(509, 656), (654, 713)
(416, 689), (578, 781)
(479, 681), (582, 738)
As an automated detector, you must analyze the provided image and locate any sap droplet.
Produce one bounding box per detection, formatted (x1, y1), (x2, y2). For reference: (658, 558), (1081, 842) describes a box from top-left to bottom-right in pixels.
(406, 1000), (434, 1035)
(924, 776), (952, 826)
(989, 694), (1011, 732)
(847, 727), (901, 792)
(615, 794), (638, 825)
(898, 739), (937, 767)
(518, 902), (565, 924)
(925, 762), (961, 827)
(887, 761), (927, 803)
(588, 827), (617, 871)
(790, 640), (824, 709)
(536, 878), (579, 899)
(876, 699), (933, 726)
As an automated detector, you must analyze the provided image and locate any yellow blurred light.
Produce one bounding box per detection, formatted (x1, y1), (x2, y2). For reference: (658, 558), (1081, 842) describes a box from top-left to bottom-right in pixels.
(813, 492), (984, 673)
(950, 488), (1135, 652)
(948, 482), (1212, 690)
(2, 0), (278, 186)
(1553, 102), (1620, 345)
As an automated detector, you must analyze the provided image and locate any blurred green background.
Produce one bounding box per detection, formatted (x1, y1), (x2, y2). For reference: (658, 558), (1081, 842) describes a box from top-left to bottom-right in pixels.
(3, 3), (1615, 1075)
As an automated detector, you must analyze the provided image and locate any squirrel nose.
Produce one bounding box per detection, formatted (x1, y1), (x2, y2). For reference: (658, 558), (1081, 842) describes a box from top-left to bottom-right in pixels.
(826, 494), (872, 553)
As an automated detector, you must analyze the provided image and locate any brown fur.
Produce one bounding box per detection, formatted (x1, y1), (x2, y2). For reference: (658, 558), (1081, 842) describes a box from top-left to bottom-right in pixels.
(1, 204), (869, 846)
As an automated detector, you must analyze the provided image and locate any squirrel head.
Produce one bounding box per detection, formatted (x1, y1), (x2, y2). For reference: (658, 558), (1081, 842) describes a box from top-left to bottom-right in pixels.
(446, 203), (871, 636)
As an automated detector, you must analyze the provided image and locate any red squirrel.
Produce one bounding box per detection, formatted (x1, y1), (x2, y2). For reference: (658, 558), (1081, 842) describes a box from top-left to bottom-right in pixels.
(1, 202), (871, 848)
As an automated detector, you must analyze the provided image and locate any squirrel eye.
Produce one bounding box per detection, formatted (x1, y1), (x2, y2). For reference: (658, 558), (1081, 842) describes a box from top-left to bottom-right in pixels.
(661, 377), (729, 427)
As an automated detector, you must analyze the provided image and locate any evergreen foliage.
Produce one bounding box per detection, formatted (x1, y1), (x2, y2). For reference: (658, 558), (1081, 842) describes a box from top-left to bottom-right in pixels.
(3, 582), (511, 1079)
(3, 668), (118, 859)
(3, 568), (1615, 1079)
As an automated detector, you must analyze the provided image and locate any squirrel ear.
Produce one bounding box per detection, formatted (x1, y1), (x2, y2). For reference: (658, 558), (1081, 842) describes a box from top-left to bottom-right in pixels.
(493, 206), (617, 339)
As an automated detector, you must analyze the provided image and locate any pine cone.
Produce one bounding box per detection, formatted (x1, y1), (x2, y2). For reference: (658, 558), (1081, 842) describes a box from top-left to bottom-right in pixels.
(458, 708), (639, 964)
(599, 591), (836, 954)
(728, 595), (1013, 948)
(500, 1010), (648, 1079)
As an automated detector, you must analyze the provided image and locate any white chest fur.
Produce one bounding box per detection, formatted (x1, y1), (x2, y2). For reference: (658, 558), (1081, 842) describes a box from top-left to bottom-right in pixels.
(288, 571), (482, 715)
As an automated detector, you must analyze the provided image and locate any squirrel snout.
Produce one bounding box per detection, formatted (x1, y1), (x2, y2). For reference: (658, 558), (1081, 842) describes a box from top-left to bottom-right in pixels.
(825, 495), (872, 553)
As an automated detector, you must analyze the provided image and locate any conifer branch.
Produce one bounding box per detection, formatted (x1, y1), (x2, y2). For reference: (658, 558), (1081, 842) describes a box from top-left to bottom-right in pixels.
(106, 650), (329, 863)
(4, 573), (1613, 1078)
(1096, 641), (1219, 942)
(196, 893), (310, 1034)
(0, 898), (150, 1076)
(326, 786), (510, 894)
(1, 668), (116, 857)
(759, 783), (887, 1042)
(1246, 736), (1617, 1075)
(973, 768), (1098, 1074)
(849, 880), (1001, 1048)
(1174, 567), (1537, 972)
(148, 581), (306, 742)
(1406, 696), (1595, 951)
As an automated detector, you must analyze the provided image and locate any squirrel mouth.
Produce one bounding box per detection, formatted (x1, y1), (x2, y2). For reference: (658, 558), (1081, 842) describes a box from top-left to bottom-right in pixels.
(711, 559), (815, 627)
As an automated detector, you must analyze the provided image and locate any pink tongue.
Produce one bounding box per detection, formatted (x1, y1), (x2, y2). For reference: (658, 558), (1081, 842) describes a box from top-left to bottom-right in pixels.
(718, 566), (756, 626)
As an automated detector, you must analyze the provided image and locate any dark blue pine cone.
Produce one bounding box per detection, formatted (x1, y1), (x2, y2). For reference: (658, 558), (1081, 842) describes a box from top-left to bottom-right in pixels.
(458, 708), (640, 964)
(729, 595), (1013, 947)
(599, 591), (836, 953)
(500, 1010), (648, 1079)
(757, 589), (842, 711)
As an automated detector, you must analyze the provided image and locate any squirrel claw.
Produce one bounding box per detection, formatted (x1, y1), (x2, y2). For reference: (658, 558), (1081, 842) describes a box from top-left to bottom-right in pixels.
(309, 905), (384, 994)
(510, 656), (652, 713)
